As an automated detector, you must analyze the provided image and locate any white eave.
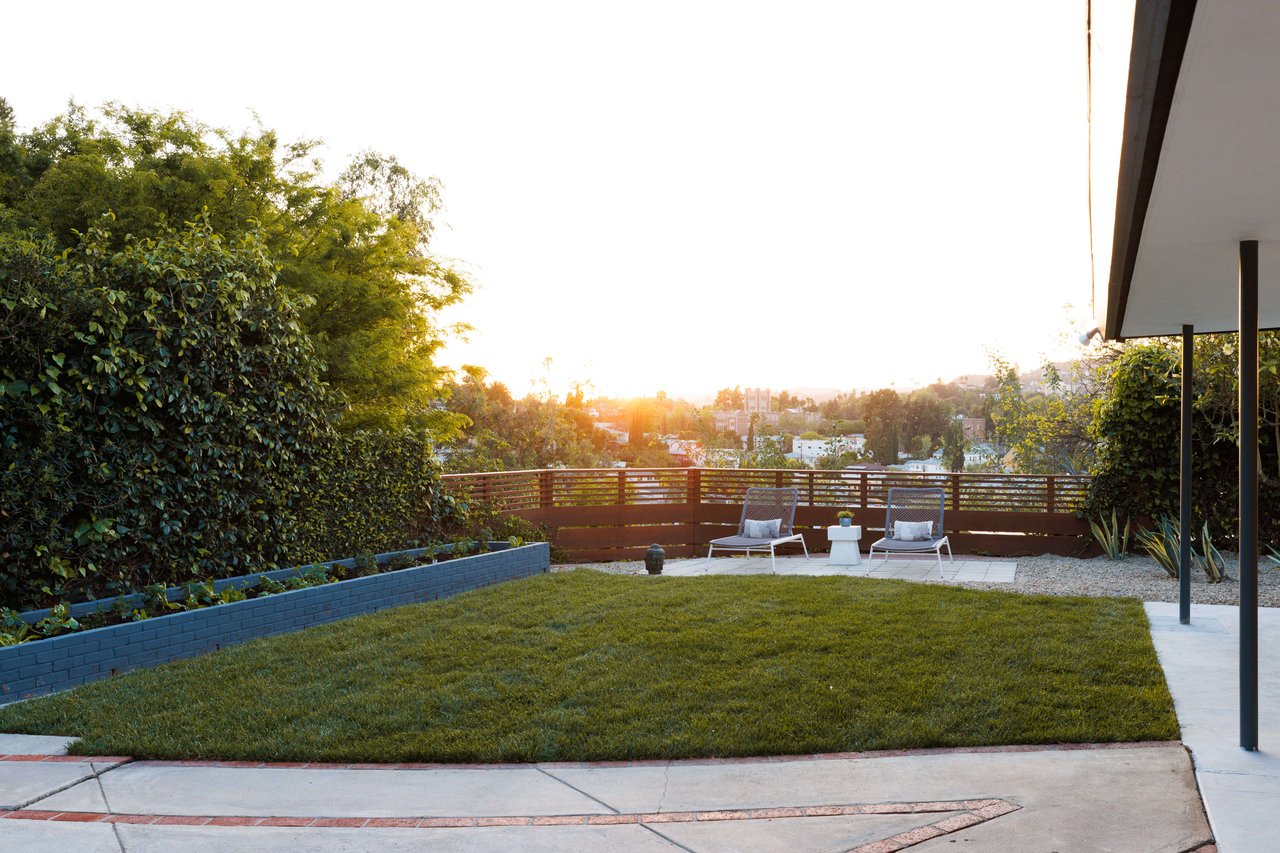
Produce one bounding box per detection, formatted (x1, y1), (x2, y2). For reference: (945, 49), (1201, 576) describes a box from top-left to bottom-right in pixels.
(1100, 0), (1280, 338)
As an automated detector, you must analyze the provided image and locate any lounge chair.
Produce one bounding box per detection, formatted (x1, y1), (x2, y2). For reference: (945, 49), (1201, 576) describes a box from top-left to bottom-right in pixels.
(867, 486), (953, 565)
(706, 486), (809, 571)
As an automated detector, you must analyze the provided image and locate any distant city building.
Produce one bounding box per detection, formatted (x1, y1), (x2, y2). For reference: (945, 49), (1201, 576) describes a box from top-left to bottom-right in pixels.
(901, 457), (945, 473)
(743, 387), (772, 413)
(713, 410), (781, 435)
(704, 448), (740, 467)
(960, 417), (987, 441)
(662, 437), (705, 466)
(594, 422), (629, 445)
(964, 442), (1002, 468)
(790, 435), (865, 464)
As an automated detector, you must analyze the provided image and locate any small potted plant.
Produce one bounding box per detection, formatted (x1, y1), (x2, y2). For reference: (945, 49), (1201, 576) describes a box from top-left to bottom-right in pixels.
(836, 510), (854, 528)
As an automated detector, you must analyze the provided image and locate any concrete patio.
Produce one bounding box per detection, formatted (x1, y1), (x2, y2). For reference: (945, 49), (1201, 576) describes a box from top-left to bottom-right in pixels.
(1146, 602), (1280, 853)
(0, 735), (1209, 851)
(662, 554), (1018, 584)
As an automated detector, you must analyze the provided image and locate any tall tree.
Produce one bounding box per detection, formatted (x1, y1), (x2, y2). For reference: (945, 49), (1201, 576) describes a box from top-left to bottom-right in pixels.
(942, 419), (967, 472)
(714, 386), (745, 409)
(862, 389), (902, 464)
(0, 102), (470, 434)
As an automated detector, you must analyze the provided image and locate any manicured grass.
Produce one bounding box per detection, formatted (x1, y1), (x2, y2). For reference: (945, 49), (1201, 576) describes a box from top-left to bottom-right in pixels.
(0, 572), (1179, 762)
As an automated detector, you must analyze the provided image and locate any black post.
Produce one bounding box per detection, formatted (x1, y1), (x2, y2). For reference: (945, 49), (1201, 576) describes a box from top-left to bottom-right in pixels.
(1238, 240), (1259, 752)
(1180, 324), (1193, 625)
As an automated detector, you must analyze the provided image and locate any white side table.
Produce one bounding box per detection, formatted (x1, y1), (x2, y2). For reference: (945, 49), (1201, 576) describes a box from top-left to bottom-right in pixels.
(827, 525), (862, 566)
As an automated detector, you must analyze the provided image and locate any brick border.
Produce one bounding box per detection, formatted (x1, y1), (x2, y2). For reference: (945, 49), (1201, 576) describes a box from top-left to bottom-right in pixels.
(0, 544), (549, 704)
(0, 797), (1022, 850)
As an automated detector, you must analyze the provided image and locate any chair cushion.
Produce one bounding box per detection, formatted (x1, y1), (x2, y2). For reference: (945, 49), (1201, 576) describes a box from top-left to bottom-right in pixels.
(893, 520), (934, 541)
(744, 518), (782, 539)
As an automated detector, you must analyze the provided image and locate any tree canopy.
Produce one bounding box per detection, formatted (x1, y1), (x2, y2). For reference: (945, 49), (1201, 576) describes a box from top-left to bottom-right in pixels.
(0, 100), (469, 433)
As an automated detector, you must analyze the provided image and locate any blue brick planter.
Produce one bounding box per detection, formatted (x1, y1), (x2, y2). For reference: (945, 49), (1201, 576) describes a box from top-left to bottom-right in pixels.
(0, 543), (549, 704)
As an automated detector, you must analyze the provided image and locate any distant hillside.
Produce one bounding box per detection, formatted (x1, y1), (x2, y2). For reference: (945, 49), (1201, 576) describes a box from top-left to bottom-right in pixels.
(950, 360), (1077, 390)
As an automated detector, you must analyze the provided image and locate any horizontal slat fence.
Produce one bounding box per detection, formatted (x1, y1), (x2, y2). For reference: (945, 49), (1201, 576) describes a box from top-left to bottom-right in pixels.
(443, 468), (1095, 562)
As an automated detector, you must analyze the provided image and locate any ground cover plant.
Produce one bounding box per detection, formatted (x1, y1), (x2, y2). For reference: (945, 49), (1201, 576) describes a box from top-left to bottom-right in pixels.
(0, 542), (509, 647)
(0, 573), (1179, 762)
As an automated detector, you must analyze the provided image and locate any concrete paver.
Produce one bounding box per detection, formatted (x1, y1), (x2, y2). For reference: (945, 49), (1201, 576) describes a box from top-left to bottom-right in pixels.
(551, 745), (1207, 852)
(0, 733), (77, 755)
(0, 758), (98, 810)
(664, 555), (1016, 584)
(1146, 601), (1280, 853)
(0, 817), (120, 851)
(76, 762), (614, 818)
(0, 743), (1209, 851)
(113, 821), (682, 852)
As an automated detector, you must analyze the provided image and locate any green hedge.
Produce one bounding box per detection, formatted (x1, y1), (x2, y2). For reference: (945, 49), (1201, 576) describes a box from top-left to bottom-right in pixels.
(295, 430), (461, 562)
(1088, 340), (1279, 546)
(0, 218), (458, 610)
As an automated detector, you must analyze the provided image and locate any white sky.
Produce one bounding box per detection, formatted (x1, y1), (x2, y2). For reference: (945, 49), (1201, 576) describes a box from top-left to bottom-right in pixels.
(3, 0), (1097, 400)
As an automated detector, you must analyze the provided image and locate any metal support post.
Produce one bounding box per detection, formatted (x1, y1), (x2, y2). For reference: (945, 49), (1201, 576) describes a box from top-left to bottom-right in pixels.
(1180, 324), (1193, 624)
(1238, 240), (1259, 752)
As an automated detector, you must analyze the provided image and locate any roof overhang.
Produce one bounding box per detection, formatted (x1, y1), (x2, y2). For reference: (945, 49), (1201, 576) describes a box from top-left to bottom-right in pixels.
(1094, 0), (1280, 339)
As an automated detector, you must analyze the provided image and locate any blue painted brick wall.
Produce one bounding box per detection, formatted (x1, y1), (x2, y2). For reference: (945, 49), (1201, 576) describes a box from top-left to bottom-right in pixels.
(0, 543), (549, 704)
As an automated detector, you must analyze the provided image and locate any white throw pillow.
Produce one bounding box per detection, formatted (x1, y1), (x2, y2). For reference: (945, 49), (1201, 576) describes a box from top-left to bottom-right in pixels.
(893, 520), (934, 541)
(744, 518), (783, 539)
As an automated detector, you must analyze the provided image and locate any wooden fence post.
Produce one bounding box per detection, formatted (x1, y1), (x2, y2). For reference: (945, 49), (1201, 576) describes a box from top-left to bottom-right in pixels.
(1047, 476), (1056, 514)
(539, 470), (553, 510)
(687, 468), (702, 551)
(617, 470), (627, 506)
(951, 474), (961, 511)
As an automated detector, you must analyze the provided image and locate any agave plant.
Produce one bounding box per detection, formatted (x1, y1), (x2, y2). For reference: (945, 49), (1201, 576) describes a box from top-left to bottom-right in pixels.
(1089, 508), (1130, 561)
(1195, 522), (1228, 583)
(1266, 546), (1280, 572)
(1135, 517), (1181, 579)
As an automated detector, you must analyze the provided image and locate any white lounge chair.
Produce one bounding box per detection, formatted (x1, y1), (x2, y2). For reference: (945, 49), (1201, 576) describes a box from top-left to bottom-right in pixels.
(706, 486), (809, 571)
(867, 486), (953, 565)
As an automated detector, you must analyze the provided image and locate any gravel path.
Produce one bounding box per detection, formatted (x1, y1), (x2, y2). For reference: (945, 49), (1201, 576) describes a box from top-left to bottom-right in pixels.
(553, 555), (1280, 606)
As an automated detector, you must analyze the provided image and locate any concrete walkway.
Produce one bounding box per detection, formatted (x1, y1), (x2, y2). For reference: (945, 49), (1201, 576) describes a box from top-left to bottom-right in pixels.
(663, 555), (1017, 583)
(0, 736), (1209, 851)
(1145, 602), (1280, 853)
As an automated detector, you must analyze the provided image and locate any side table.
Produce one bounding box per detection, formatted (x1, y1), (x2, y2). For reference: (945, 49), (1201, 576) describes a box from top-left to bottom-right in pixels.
(827, 525), (862, 566)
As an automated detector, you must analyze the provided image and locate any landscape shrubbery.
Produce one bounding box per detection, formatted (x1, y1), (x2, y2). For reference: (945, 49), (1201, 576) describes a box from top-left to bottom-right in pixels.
(0, 101), (476, 611)
(1086, 337), (1280, 547)
(0, 220), (466, 610)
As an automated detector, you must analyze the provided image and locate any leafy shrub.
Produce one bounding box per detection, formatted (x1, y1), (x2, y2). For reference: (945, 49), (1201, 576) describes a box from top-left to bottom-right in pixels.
(294, 430), (462, 562)
(0, 218), (462, 610)
(1088, 338), (1280, 548)
(0, 219), (332, 608)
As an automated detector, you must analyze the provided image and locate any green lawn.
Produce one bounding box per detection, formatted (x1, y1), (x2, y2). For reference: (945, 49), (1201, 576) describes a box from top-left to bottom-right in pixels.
(0, 572), (1179, 762)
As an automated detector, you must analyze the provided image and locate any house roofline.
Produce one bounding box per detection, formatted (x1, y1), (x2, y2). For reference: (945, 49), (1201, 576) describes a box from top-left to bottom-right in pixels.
(1101, 0), (1198, 340)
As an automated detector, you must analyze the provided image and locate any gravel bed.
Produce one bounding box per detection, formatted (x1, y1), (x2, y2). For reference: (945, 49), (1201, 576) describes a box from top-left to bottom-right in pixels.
(939, 554), (1280, 606)
(554, 555), (1280, 606)
(553, 560), (650, 576)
